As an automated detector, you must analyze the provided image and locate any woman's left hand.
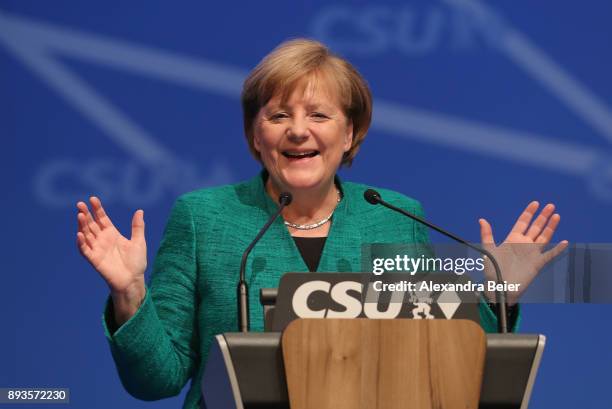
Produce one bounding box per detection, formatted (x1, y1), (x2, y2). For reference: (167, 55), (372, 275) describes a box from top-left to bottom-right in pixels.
(479, 201), (569, 306)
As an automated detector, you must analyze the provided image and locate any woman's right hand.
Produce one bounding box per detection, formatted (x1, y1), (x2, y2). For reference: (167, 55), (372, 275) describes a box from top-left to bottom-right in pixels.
(76, 197), (147, 325)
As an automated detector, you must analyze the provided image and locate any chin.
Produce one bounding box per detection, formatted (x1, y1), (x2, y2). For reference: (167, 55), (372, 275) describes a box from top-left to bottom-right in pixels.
(279, 170), (329, 191)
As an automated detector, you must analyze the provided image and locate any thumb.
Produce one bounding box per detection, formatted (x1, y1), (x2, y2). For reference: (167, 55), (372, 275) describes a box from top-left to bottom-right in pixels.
(131, 209), (145, 241)
(479, 218), (496, 245)
(541, 240), (569, 264)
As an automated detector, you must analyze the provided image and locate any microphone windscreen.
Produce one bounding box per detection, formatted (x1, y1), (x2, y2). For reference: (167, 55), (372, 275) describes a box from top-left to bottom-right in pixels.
(364, 189), (381, 205)
(279, 192), (293, 206)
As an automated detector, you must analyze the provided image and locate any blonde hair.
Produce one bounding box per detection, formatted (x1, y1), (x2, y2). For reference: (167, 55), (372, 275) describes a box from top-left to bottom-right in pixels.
(241, 38), (372, 166)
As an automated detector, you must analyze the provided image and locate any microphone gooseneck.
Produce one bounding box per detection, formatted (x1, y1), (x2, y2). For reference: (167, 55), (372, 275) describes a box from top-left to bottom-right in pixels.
(363, 189), (508, 334)
(238, 192), (292, 332)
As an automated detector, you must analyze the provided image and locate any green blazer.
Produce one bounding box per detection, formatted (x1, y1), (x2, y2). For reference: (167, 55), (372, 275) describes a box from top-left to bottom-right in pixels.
(102, 172), (513, 409)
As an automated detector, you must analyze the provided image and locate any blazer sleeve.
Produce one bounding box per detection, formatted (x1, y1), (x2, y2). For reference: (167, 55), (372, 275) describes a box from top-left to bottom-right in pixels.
(479, 298), (521, 333)
(101, 196), (199, 400)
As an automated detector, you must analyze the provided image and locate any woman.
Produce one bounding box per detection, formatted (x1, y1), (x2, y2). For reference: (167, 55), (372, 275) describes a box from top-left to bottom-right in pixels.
(76, 39), (567, 408)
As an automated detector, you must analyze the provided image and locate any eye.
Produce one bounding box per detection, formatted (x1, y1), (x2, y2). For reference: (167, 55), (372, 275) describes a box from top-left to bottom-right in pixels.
(311, 112), (329, 121)
(269, 112), (289, 121)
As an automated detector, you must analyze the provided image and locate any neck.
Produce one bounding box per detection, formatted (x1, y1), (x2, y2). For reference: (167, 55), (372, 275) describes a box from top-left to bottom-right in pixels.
(265, 176), (340, 232)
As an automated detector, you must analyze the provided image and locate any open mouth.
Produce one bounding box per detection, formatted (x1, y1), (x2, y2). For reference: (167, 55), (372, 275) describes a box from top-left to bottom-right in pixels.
(282, 150), (320, 159)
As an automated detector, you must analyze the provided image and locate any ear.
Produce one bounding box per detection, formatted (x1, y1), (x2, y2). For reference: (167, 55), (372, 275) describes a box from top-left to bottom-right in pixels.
(343, 121), (354, 152)
(253, 131), (261, 153)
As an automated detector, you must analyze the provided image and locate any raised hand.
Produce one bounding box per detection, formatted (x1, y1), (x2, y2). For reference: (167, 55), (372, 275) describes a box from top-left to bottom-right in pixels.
(76, 197), (147, 324)
(479, 201), (568, 305)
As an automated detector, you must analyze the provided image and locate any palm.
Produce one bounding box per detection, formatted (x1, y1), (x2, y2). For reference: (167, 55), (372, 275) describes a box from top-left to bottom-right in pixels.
(77, 197), (147, 293)
(480, 201), (568, 305)
(88, 226), (145, 290)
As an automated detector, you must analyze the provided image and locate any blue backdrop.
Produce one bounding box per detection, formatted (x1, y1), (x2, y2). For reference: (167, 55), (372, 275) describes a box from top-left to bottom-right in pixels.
(2, 1), (611, 408)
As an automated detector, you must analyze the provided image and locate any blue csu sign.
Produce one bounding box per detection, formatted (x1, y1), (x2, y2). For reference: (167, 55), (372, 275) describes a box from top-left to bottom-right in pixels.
(271, 273), (480, 332)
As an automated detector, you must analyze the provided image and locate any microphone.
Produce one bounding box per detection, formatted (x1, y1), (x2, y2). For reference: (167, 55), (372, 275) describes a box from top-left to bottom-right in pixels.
(364, 189), (508, 333)
(238, 192), (292, 332)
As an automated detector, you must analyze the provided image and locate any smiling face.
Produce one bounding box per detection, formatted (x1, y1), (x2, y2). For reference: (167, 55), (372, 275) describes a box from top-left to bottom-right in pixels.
(253, 75), (353, 194)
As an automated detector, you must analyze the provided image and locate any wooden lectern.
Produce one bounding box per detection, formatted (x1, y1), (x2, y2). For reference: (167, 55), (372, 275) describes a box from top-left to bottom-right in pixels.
(202, 273), (545, 408)
(202, 319), (544, 409)
(283, 319), (485, 409)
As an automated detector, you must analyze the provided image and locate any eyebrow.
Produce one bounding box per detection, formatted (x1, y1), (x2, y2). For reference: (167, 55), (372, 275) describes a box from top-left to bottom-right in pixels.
(265, 101), (337, 112)
(305, 102), (336, 111)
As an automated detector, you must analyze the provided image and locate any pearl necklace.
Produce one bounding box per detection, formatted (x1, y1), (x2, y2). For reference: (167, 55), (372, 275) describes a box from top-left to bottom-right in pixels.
(284, 190), (341, 230)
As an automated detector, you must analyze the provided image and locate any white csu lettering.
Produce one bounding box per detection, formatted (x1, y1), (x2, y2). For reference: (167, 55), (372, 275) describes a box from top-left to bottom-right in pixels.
(310, 5), (490, 56)
(292, 280), (405, 319)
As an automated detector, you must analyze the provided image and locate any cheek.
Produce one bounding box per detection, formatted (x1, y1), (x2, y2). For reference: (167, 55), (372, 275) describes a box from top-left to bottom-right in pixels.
(329, 129), (352, 153)
(253, 130), (279, 160)
(253, 129), (271, 154)
(252, 119), (268, 153)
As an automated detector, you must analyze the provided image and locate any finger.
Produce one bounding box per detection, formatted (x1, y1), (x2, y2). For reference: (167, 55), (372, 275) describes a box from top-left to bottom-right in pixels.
(536, 213), (561, 245)
(77, 212), (92, 236)
(89, 196), (112, 228)
(541, 240), (569, 264)
(81, 228), (96, 250)
(76, 201), (92, 225)
(526, 203), (555, 240)
(479, 218), (496, 245)
(76, 201), (90, 211)
(84, 207), (101, 236)
(84, 228), (96, 248)
(510, 201), (539, 235)
(130, 210), (145, 242)
(77, 201), (98, 231)
(78, 207), (101, 237)
(76, 231), (92, 256)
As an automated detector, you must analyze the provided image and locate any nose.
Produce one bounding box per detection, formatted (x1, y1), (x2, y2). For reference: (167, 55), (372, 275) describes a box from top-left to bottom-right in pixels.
(287, 116), (309, 143)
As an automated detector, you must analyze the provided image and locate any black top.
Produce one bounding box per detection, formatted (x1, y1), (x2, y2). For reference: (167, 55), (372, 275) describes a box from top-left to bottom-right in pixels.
(293, 236), (327, 272)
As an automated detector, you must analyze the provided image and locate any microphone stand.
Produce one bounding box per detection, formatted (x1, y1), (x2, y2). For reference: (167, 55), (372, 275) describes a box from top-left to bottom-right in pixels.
(364, 189), (508, 333)
(238, 192), (292, 332)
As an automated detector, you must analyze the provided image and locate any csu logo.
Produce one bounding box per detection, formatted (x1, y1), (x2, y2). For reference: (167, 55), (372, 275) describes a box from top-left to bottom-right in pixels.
(310, 4), (492, 56)
(291, 280), (442, 319)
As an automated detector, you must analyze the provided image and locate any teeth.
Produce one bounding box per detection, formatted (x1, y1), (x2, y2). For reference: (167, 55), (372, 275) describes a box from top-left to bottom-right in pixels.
(283, 150), (318, 158)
